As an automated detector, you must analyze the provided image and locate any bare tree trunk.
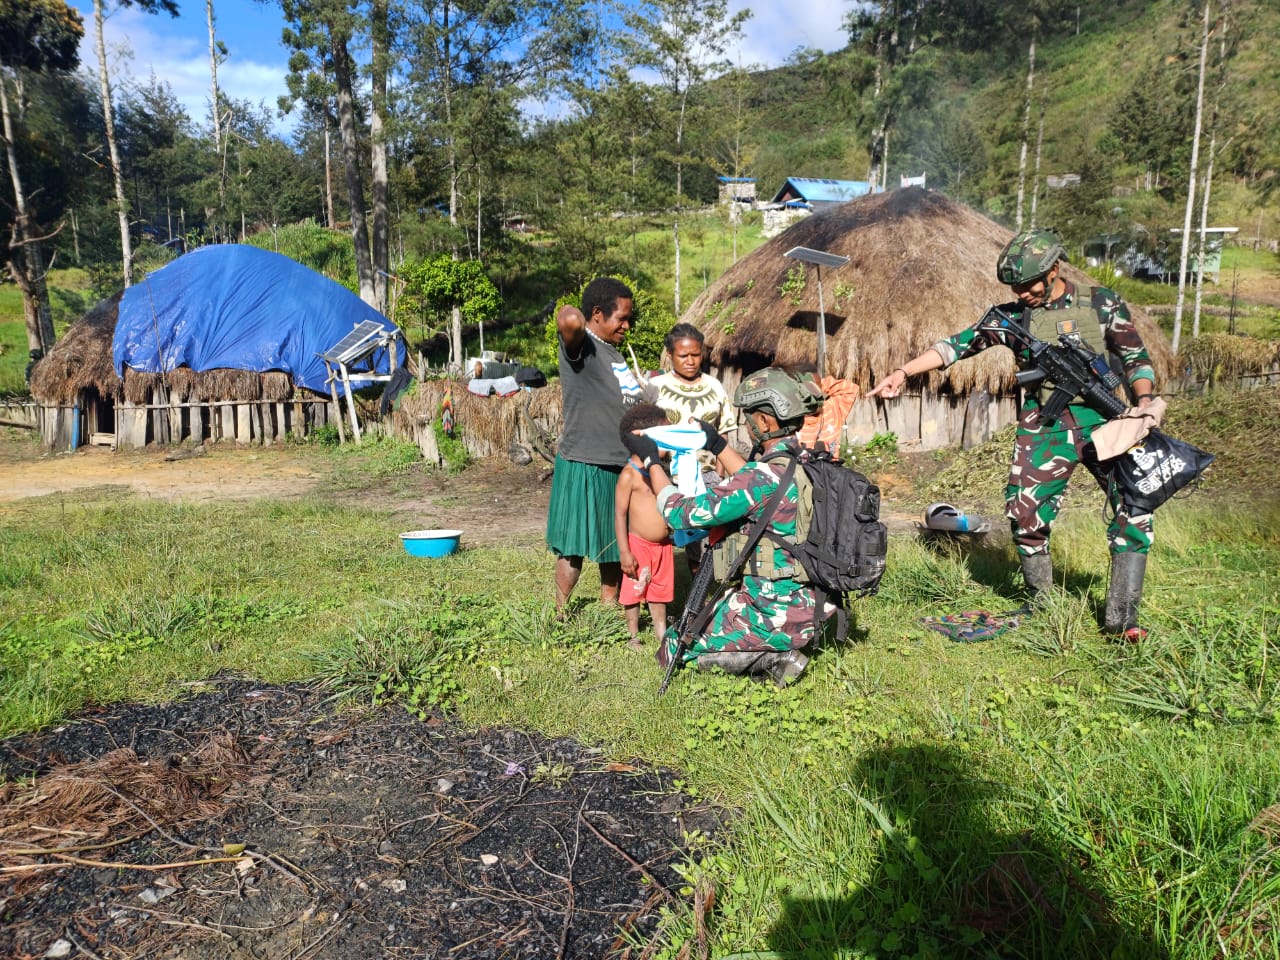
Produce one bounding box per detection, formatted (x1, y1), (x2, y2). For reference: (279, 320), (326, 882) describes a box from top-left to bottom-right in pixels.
(1192, 129), (1216, 340)
(442, 0), (462, 370)
(1014, 34), (1036, 232)
(673, 86), (687, 316)
(1029, 105), (1045, 227)
(323, 122), (335, 228)
(207, 0), (225, 222)
(369, 0), (389, 314)
(93, 0), (133, 287)
(330, 28), (375, 306)
(1, 72), (56, 351)
(1171, 2), (1211, 356)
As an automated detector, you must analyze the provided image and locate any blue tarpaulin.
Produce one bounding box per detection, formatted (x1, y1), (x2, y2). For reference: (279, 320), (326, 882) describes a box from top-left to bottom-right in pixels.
(112, 244), (406, 394)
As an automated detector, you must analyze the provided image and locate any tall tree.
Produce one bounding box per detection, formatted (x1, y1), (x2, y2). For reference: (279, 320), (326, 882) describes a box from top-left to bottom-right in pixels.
(623, 0), (749, 315)
(402, 0), (591, 360)
(90, 0), (178, 288)
(281, 0), (376, 306)
(1171, 1), (1212, 356)
(0, 0), (83, 353)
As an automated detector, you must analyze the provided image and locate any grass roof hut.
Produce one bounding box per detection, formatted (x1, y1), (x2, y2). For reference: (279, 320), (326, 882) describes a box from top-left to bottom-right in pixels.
(688, 187), (1175, 451)
(30, 245), (406, 452)
(28, 293), (340, 451)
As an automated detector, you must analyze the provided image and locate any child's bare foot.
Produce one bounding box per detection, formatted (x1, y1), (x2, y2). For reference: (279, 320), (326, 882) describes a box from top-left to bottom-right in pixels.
(627, 636), (647, 651)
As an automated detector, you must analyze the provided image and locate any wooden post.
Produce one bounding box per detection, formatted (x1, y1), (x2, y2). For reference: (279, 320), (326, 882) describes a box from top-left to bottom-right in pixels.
(341, 372), (361, 443)
(236, 401), (251, 444)
(219, 401), (233, 442)
(293, 399), (304, 439)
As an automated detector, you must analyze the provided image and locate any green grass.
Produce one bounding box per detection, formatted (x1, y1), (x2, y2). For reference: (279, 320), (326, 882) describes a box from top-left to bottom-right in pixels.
(0, 269), (96, 395)
(1, 469), (1277, 957)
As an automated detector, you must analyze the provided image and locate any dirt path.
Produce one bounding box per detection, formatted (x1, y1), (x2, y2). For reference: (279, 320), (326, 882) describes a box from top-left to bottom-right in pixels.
(0, 434), (925, 538)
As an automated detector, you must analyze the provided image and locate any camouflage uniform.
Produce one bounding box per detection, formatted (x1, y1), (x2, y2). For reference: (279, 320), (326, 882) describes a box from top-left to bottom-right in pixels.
(933, 281), (1156, 558)
(655, 438), (817, 664)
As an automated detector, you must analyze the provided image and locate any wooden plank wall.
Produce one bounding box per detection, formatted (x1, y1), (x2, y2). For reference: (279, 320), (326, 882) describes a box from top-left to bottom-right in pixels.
(40, 396), (337, 451)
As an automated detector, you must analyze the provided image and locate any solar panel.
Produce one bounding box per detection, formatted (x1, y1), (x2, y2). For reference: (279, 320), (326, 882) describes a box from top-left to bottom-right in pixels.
(321, 319), (387, 365)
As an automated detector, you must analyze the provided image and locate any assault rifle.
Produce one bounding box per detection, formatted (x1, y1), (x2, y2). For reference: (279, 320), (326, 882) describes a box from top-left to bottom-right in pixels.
(977, 305), (1128, 425)
(976, 304), (1215, 512)
(658, 545), (718, 695)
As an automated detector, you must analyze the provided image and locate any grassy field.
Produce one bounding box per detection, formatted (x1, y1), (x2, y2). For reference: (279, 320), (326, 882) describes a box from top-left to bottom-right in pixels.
(2, 400), (1277, 958)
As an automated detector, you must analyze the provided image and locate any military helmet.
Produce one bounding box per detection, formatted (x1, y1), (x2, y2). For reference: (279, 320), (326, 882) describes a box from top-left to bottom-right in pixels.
(996, 229), (1066, 285)
(733, 367), (824, 423)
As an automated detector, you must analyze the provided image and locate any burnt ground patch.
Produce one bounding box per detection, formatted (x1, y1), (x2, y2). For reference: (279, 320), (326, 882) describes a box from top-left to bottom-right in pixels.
(1, 678), (721, 959)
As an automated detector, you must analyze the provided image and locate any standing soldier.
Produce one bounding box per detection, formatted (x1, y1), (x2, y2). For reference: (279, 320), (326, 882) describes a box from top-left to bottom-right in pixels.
(868, 229), (1157, 641)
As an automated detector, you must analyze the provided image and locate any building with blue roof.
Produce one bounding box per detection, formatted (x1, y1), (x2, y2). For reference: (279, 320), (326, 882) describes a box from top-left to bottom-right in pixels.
(769, 177), (874, 207)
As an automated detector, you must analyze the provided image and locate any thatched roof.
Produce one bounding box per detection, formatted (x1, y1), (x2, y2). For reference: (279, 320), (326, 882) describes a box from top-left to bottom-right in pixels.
(29, 293), (124, 405)
(30, 294), (313, 406)
(689, 187), (1176, 394)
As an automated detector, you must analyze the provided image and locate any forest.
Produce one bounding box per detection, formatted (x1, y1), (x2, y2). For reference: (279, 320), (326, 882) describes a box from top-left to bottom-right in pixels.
(3, 0), (1278, 369)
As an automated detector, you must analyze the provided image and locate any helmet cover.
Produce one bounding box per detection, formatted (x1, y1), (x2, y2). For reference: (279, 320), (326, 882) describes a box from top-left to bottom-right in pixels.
(997, 229), (1066, 285)
(733, 367), (824, 423)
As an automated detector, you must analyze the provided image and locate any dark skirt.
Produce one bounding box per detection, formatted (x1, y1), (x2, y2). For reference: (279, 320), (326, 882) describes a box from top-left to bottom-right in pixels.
(546, 455), (622, 563)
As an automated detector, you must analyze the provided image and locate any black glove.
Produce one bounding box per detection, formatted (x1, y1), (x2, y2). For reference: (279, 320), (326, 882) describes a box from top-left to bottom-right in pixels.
(622, 431), (660, 468)
(696, 418), (727, 456)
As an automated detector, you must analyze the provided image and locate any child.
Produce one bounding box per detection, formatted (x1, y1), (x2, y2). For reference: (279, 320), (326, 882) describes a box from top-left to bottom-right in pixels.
(614, 403), (676, 649)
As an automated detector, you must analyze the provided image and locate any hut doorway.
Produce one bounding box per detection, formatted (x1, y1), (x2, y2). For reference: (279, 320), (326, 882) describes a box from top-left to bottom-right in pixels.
(83, 389), (116, 447)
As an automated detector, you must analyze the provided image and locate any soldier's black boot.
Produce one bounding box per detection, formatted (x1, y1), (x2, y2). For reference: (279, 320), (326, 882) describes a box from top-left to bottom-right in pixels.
(1104, 552), (1148, 642)
(1017, 553), (1053, 613)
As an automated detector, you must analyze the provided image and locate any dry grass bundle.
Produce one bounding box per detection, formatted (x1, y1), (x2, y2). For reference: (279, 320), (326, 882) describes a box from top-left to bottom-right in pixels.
(167, 366), (199, 401)
(260, 371), (295, 402)
(1180, 333), (1280, 382)
(28, 294), (124, 404)
(122, 368), (163, 404)
(690, 188), (1175, 393)
(194, 368), (263, 401)
(391, 379), (563, 458)
(0, 734), (255, 855)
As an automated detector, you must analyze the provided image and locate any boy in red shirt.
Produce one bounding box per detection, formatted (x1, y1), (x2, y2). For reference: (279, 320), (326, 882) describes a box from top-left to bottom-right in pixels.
(614, 404), (676, 649)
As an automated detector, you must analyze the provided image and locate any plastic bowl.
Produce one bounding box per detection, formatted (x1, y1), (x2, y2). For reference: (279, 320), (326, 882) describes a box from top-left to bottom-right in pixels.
(400, 529), (462, 557)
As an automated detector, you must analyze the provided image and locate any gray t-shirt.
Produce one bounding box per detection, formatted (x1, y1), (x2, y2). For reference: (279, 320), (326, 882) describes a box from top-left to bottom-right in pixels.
(557, 331), (642, 466)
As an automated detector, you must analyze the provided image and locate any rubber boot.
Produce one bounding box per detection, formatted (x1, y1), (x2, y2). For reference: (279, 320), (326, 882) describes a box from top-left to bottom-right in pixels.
(1018, 553), (1054, 611)
(694, 651), (767, 676)
(765, 650), (809, 687)
(1104, 552), (1148, 642)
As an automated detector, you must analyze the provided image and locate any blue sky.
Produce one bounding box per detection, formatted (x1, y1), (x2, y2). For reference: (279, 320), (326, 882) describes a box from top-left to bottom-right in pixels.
(73, 0), (850, 136)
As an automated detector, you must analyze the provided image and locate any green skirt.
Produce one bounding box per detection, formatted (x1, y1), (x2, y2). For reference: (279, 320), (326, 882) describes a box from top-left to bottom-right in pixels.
(546, 455), (622, 563)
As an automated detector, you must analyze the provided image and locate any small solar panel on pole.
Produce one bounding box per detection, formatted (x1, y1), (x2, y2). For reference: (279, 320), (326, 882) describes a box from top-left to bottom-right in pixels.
(784, 246), (850, 379)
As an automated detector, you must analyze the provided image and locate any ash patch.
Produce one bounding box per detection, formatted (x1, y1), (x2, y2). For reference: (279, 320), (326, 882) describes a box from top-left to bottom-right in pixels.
(1, 679), (719, 959)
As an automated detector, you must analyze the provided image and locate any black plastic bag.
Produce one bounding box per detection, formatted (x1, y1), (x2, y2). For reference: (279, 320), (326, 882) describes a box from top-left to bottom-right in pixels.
(1107, 429), (1215, 513)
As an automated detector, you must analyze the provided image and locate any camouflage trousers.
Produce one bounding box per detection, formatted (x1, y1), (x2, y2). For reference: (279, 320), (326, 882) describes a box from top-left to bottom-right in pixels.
(662, 575), (817, 664)
(1006, 407), (1153, 558)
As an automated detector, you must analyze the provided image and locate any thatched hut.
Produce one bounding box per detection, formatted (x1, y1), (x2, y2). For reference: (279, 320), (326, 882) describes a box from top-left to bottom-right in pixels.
(30, 245), (403, 451)
(688, 187), (1177, 451)
(29, 293), (340, 450)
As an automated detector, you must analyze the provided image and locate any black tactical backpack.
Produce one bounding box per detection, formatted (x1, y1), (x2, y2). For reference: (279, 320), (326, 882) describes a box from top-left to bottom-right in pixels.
(763, 448), (888, 638)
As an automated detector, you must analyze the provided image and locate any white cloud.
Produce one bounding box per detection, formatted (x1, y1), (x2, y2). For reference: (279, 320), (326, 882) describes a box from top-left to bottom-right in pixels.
(730, 0), (848, 70)
(77, 5), (293, 136)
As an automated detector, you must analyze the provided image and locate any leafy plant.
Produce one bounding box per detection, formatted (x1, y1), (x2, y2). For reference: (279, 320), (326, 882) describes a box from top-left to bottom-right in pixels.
(779, 264), (806, 306)
(307, 597), (489, 716)
(433, 416), (470, 473)
(398, 254), (502, 350)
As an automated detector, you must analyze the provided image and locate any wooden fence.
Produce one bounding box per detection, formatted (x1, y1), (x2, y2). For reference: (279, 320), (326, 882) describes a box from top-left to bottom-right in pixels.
(37, 395), (338, 452)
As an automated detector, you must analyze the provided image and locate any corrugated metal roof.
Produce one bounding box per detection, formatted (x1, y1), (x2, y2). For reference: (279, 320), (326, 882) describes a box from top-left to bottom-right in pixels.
(770, 177), (873, 204)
